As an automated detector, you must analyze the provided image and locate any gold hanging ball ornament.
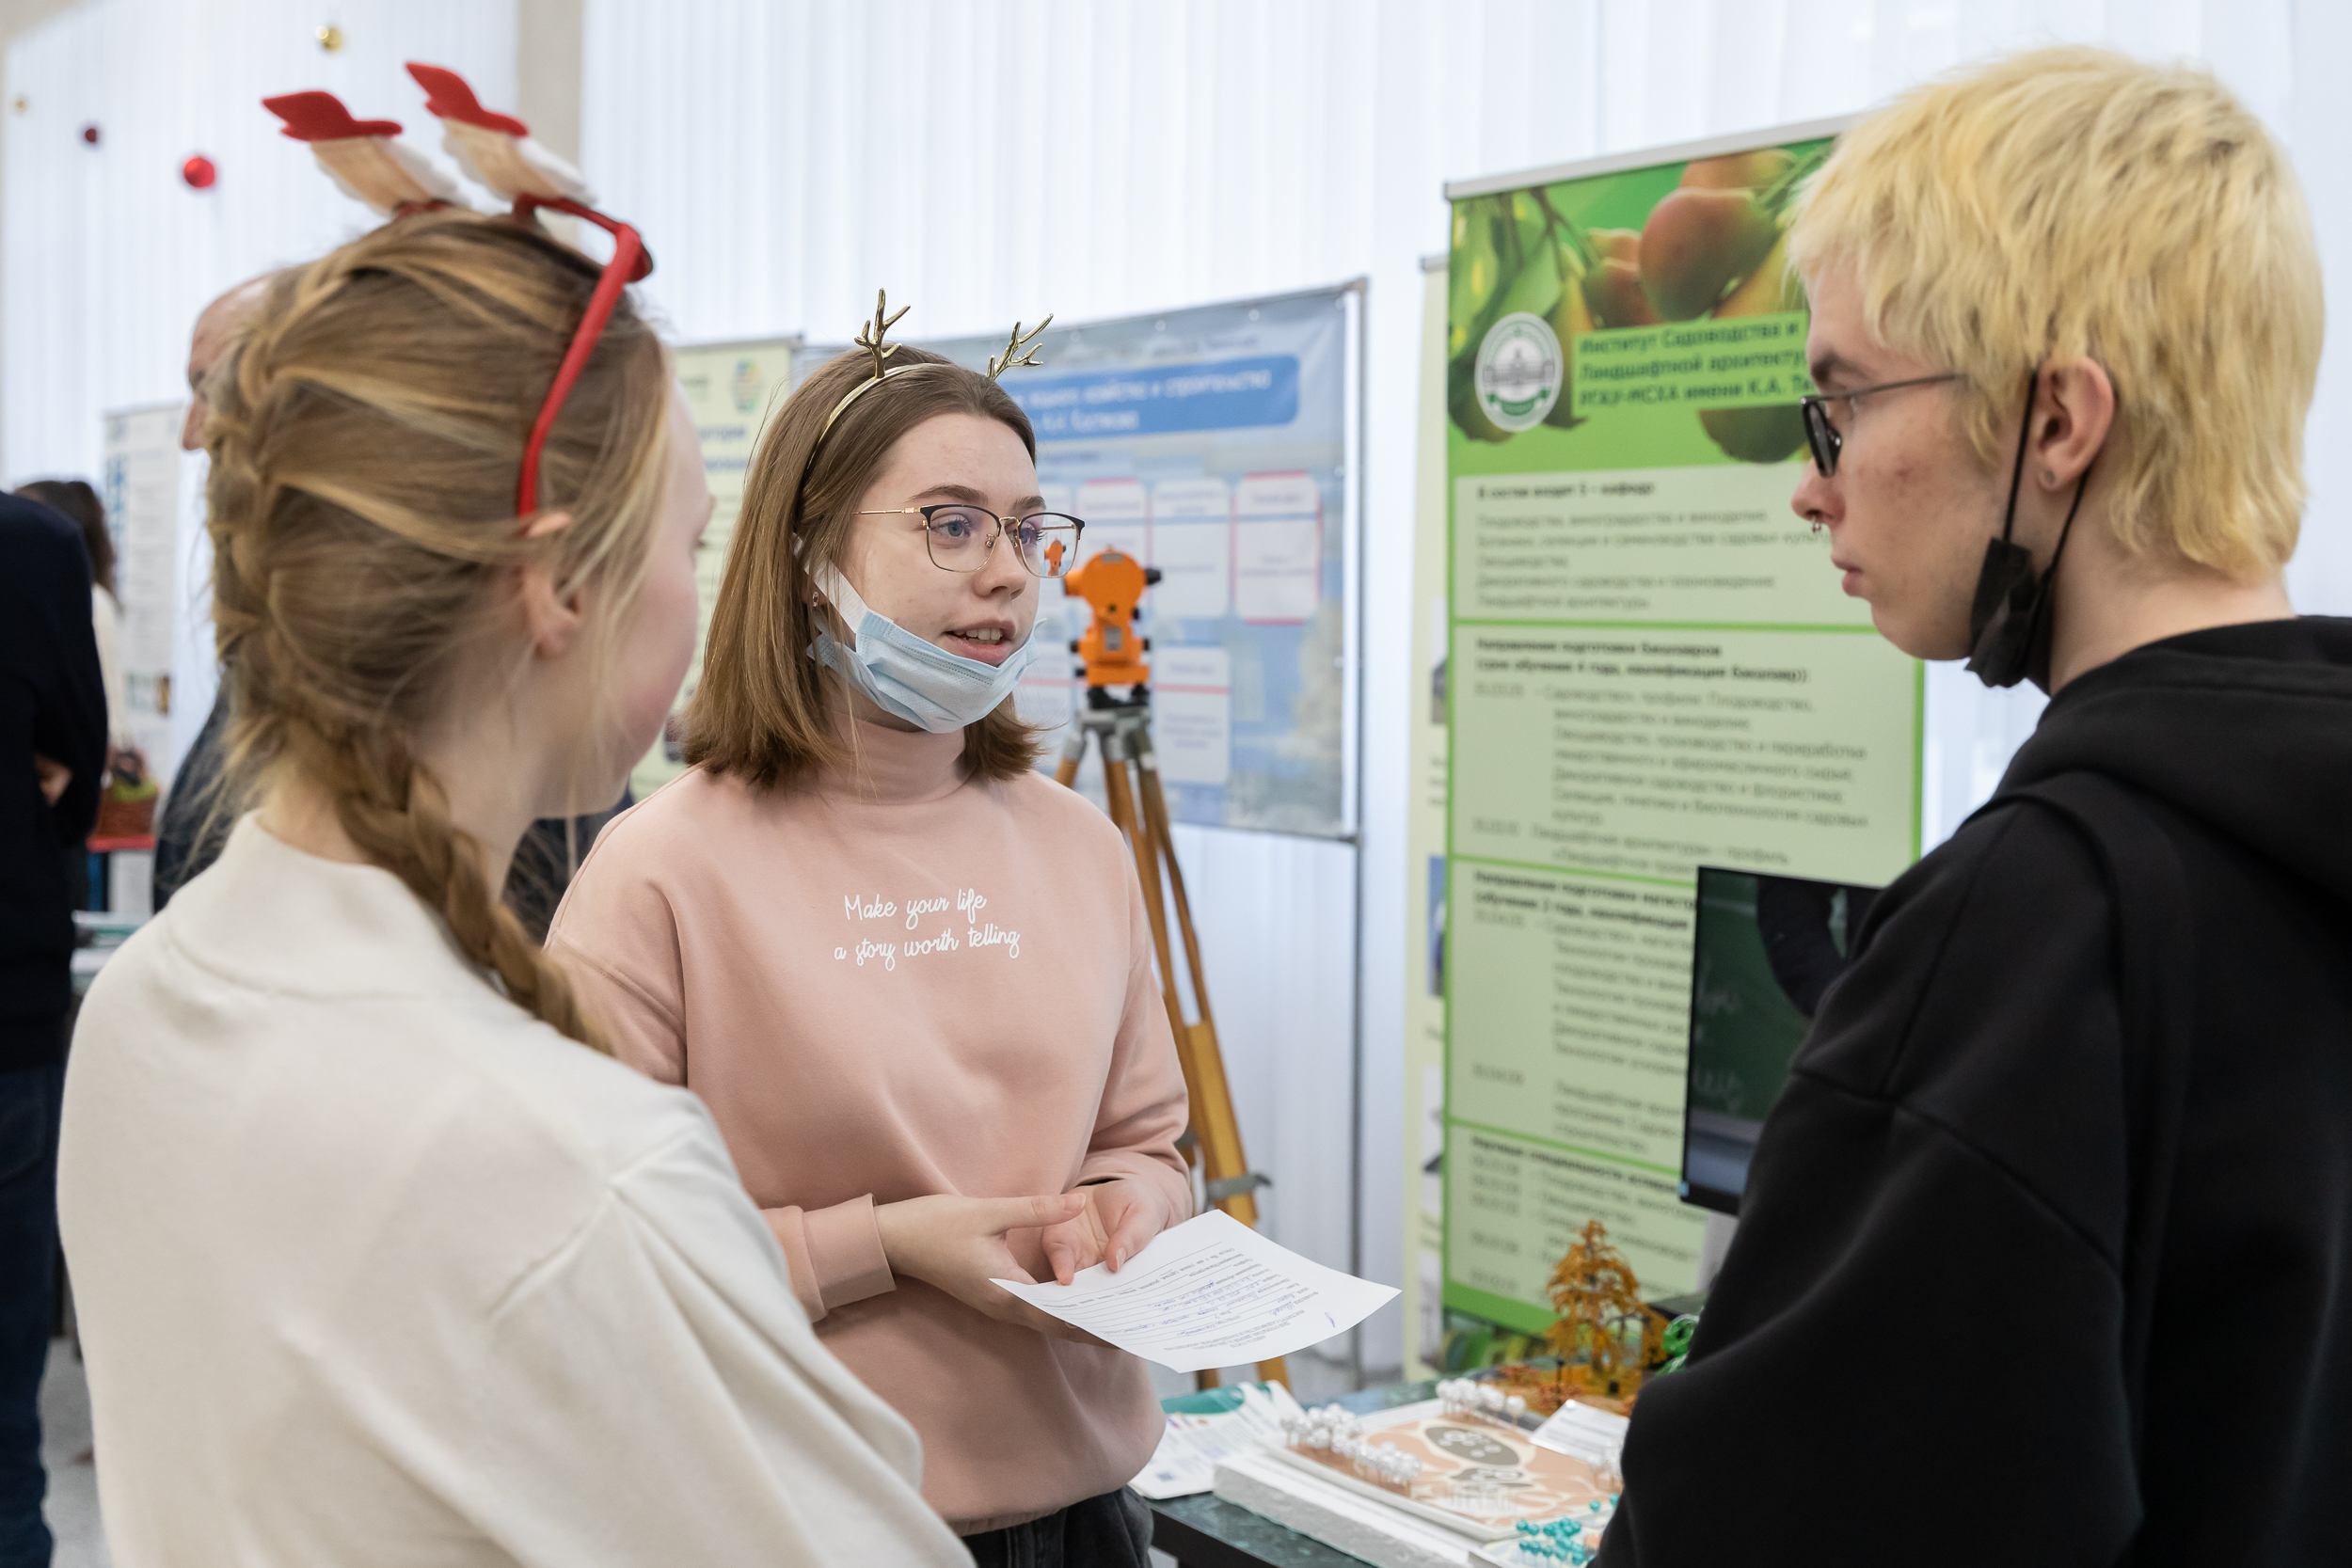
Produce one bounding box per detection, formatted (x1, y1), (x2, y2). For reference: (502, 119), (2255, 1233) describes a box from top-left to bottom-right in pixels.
(316, 24), (345, 52)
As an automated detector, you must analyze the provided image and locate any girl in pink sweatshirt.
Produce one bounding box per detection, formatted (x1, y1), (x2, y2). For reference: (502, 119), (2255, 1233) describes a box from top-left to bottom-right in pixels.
(548, 337), (1191, 1560)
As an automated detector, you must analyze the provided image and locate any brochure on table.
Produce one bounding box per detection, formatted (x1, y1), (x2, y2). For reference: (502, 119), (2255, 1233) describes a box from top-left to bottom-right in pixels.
(800, 284), (1361, 838)
(1438, 121), (1920, 1332)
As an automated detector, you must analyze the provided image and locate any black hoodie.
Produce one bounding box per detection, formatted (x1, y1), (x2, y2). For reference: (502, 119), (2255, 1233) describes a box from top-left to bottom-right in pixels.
(1600, 619), (2352, 1568)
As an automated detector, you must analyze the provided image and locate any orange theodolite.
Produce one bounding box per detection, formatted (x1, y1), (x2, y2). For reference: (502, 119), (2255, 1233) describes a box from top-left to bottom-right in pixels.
(1060, 546), (1159, 690)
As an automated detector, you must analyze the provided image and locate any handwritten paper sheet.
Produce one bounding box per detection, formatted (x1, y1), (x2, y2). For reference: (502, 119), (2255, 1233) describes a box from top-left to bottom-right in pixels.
(993, 1210), (1398, 1373)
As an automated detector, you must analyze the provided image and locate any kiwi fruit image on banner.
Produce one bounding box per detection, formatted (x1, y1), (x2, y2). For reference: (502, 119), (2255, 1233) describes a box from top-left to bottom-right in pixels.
(1448, 140), (1826, 466)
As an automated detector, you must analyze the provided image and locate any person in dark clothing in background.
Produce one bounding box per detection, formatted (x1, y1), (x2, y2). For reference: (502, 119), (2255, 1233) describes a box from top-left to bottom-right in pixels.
(12, 484), (121, 777)
(502, 792), (632, 943)
(155, 276), (628, 928)
(18, 481), (126, 919)
(0, 492), (106, 1568)
(151, 275), (273, 911)
(1601, 49), (2346, 1568)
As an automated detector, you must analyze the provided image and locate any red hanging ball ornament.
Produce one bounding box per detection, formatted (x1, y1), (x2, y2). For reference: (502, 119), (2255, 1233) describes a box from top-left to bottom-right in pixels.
(182, 154), (216, 190)
(80, 123), (100, 145)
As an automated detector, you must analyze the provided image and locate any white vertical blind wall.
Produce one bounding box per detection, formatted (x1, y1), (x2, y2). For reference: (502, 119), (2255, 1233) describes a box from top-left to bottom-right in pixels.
(3, 0), (516, 765)
(587, 0), (2352, 1370)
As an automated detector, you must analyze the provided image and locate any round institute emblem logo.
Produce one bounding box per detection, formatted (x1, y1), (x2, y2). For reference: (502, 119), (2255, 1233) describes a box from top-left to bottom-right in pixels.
(1474, 311), (1564, 433)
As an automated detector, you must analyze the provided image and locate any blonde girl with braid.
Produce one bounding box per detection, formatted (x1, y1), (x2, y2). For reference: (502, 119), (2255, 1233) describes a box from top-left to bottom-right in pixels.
(55, 214), (971, 1568)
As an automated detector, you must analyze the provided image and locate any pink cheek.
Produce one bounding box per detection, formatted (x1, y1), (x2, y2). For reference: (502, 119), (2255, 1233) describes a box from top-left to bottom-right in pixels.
(658, 567), (699, 676)
(618, 684), (674, 753)
(618, 563), (700, 745)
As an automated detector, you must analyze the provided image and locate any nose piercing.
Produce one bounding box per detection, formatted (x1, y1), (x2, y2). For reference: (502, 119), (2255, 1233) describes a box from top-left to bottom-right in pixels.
(1806, 512), (1826, 535)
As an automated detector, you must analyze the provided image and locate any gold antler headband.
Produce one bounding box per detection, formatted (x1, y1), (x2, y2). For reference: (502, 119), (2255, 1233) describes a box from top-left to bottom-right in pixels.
(988, 316), (1052, 378)
(811, 289), (1052, 451)
(855, 290), (910, 380)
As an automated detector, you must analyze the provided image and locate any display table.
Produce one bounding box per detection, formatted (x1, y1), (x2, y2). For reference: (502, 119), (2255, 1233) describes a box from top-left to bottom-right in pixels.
(1152, 1492), (1373, 1568)
(1148, 1379), (1440, 1568)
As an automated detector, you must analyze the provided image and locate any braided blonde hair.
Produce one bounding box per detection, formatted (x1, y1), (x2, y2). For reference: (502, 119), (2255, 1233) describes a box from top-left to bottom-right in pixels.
(203, 214), (672, 1051)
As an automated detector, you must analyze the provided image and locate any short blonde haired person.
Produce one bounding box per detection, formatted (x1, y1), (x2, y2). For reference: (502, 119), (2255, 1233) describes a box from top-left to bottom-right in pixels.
(1789, 45), (2321, 577)
(1600, 49), (2352, 1568)
(57, 214), (968, 1567)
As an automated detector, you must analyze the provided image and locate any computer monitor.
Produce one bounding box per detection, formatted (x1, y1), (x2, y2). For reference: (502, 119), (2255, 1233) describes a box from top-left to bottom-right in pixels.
(1679, 865), (1883, 1215)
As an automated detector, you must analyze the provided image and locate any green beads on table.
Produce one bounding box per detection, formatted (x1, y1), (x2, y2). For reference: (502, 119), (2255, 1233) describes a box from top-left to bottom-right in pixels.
(1511, 1509), (1609, 1566)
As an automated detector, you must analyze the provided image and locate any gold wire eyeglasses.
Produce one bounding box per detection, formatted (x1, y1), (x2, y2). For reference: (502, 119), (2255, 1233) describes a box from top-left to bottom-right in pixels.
(858, 504), (1087, 579)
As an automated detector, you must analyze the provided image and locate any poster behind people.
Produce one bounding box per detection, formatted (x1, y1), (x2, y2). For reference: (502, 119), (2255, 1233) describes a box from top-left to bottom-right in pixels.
(102, 403), (185, 780)
(1403, 261), (1453, 1377)
(802, 285), (1360, 839)
(631, 338), (800, 800)
(1438, 124), (1920, 1338)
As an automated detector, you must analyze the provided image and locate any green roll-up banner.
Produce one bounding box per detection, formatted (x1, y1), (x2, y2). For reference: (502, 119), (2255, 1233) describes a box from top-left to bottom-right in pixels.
(1438, 125), (1921, 1348)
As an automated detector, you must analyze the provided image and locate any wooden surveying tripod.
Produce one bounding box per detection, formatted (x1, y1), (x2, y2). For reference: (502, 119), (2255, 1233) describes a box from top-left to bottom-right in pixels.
(1056, 550), (1285, 1390)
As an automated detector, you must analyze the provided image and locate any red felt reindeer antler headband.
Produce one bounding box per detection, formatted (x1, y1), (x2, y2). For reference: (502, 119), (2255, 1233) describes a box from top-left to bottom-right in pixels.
(264, 66), (655, 517)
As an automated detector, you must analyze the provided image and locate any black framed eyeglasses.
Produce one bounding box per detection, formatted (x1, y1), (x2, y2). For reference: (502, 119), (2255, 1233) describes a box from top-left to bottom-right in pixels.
(858, 504), (1087, 579)
(1799, 373), (1963, 476)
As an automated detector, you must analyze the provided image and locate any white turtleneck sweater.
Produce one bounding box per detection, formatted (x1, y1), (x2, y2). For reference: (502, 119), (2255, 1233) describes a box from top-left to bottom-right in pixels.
(56, 816), (971, 1567)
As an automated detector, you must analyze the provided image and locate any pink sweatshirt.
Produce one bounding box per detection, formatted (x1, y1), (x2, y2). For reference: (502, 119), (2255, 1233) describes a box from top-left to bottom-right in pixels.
(546, 719), (1191, 1533)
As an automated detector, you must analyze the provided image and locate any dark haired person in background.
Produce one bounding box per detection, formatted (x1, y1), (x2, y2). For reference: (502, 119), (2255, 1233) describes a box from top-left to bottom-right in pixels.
(151, 276), (272, 911)
(16, 480), (130, 784)
(0, 489), (106, 1568)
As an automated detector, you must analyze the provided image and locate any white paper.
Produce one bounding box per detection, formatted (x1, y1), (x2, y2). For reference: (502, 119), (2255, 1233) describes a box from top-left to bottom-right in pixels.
(1529, 1400), (1629, 1469)
(993, 1210), (1398, 1373)
(1131, 1381), (1304, 1499)
(1152, 645), (1232, 785)
(1149, 478), (1233, 619)
(1232, 471), (1320, 622)
(1075, 476), (1150, 565)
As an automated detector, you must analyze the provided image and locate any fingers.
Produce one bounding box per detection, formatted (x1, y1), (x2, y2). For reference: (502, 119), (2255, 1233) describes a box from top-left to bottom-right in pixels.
(1106, 1206), (1158, 1274)
(1040, 1209), (1107, 1286)
(978, 1191), (1087, 1237)
(1096, 1184), (1167, 1274)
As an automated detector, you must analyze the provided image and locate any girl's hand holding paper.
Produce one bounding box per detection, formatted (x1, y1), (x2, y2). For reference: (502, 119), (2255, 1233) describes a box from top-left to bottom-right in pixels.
(1042, 1179), (1171, 1285)
(877, 1192), (1104, 1344)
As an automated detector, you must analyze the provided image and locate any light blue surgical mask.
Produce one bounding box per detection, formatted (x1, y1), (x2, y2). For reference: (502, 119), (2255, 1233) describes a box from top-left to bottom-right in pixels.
(806, 562), (1039, 734)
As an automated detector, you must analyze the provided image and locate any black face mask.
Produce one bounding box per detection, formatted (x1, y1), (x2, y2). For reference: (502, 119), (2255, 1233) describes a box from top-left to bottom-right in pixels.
(1965, 369), (2092, 692)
